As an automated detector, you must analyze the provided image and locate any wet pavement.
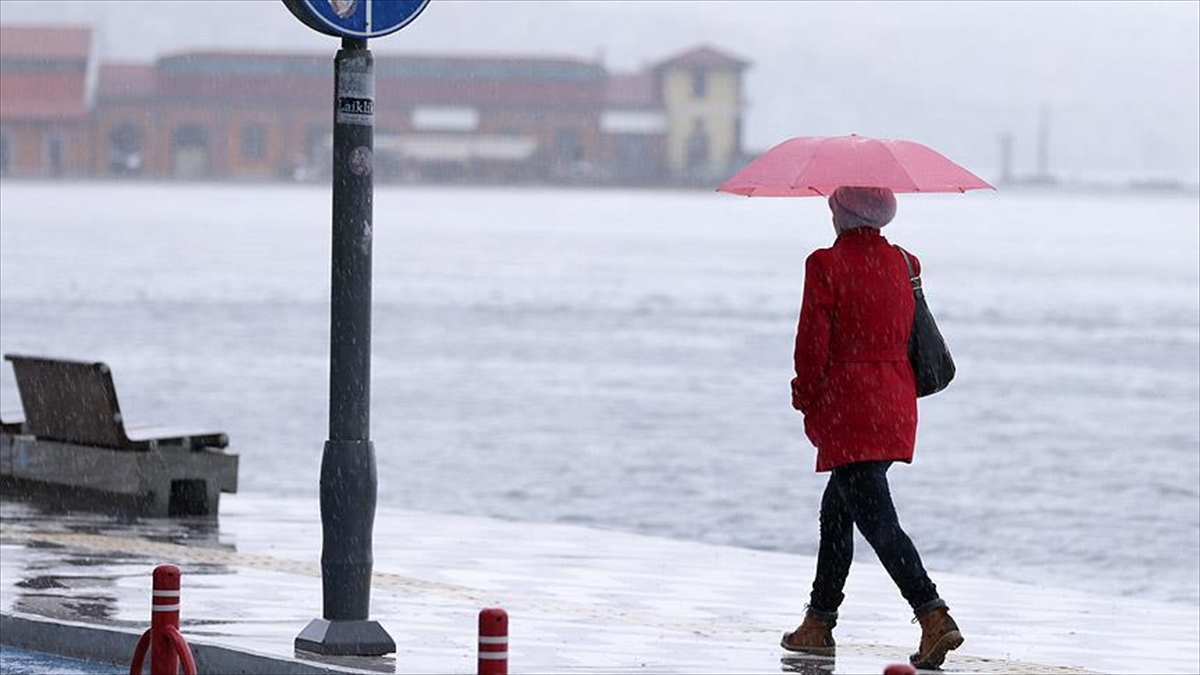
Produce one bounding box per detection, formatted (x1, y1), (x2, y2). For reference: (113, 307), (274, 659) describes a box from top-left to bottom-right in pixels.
(0, 494), (1196, 674)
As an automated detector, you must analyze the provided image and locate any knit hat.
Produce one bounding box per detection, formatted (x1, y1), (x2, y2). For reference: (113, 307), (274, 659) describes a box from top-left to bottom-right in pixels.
(829, 186), (897, 230)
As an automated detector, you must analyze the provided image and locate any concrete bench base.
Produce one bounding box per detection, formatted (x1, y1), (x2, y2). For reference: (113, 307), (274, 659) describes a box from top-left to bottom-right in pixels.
(0, 434), (237, 517)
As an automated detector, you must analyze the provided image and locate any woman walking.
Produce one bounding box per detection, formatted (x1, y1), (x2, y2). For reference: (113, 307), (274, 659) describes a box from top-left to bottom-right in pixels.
(780, 186), (963, 669)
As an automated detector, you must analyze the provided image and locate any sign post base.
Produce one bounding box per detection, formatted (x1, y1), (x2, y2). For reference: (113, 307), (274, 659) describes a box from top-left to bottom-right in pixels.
(295, 618), (396, 656)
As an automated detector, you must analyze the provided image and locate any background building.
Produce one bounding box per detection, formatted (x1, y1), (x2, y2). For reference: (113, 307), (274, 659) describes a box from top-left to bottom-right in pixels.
(0, 24), (749, 186)
(654, 47), (749, 184)
(0, 25), (96, 178)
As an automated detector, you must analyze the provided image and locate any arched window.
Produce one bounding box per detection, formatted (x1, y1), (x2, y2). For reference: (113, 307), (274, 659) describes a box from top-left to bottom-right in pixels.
(171, 125), (210, 179)
(109, 123), (145, 175)
(242, 123), (267, 160)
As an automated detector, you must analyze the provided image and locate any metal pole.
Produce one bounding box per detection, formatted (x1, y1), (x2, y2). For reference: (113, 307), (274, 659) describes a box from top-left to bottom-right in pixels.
(329, 36), (373, 447)
(296, 36), (394, 657)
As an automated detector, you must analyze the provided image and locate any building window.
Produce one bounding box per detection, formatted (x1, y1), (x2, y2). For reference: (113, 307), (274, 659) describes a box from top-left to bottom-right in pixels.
(109, 123), (144, 175)
(556, 128), (582, 162)
(691, 69), (707, 98)
(686, 119), (710, 170)
(613, 136), (660, 182)
(171, 125), (210, 179)
(0, 131), (11, 176)
(43, 134), (64, 177)
(242, 123), (267, 160)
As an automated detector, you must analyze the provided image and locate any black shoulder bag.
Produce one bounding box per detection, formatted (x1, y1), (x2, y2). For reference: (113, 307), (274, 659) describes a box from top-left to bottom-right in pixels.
(895, 246), (955, 397)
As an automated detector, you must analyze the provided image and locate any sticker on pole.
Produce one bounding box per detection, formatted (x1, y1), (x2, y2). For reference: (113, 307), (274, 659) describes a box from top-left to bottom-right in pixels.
(348, 146), (373, 176)
(283, 0), (430, 39)
(337, 55), (374, 126)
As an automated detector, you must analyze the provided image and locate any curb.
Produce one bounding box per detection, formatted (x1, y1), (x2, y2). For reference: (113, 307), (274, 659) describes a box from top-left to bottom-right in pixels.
(0, 612), (380, 675)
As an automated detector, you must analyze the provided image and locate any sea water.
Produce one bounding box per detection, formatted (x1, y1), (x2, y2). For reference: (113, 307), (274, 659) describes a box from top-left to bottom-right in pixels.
(0, 647), (116, 675)
(1, 182), (1196, 606)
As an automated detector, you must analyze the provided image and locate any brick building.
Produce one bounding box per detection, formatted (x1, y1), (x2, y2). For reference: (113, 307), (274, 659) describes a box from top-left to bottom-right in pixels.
(0, 26), (96, 177)
(1, 24), (749, 186)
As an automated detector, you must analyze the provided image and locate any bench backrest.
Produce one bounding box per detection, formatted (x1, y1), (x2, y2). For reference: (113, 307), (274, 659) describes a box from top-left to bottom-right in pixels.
(0, 411), (23, 435)
(4, 354), (128, 448)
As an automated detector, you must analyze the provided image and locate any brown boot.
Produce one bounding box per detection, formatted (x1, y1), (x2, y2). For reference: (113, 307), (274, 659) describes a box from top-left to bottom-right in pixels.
(780, 611), (836, 656)
(910, 606), (963, 669)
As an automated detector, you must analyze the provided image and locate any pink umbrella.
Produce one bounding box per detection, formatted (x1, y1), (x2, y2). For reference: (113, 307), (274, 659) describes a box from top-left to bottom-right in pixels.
(718, 134), (994, 197)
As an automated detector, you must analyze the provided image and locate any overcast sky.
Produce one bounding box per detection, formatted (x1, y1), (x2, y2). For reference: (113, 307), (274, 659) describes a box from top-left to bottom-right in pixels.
(3, 0), (1197, 182)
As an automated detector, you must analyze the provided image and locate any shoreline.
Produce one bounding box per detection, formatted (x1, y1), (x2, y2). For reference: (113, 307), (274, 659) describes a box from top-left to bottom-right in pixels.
(0, 176), (1198, 199)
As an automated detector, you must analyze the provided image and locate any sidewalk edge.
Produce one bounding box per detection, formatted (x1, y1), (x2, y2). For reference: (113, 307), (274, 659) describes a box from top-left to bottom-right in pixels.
(0, 612), (376, 675)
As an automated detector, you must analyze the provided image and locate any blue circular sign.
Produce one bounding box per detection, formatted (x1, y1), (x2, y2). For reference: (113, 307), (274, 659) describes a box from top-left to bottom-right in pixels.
(284, 0), (430, 39)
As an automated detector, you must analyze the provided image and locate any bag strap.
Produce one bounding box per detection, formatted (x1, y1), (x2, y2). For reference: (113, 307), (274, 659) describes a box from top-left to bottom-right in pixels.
(894, 245), (922, 292)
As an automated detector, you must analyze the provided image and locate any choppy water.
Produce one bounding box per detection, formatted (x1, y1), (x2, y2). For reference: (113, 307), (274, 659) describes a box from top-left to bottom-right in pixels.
(1, 182), (1197, 606)
(0, 648), (116, 675)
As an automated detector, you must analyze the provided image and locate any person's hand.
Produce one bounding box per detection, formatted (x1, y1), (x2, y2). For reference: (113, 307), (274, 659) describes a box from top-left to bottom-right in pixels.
(791, 377), (807, 413)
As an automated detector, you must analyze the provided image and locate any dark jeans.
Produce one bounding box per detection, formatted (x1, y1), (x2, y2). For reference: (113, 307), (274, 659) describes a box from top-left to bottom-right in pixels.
(809, 461), (942, 617)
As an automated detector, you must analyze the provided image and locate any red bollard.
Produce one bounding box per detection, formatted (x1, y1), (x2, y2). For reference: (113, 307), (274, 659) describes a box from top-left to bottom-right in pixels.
(129, 565), (197, 675)
(883, 664), (917, 675)
(478, 608), (508, 675)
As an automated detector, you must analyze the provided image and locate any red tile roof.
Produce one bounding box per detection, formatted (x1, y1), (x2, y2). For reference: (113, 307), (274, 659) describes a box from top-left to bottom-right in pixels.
(606, 73), (658, 108)
(0, 71), (89, 120)
(153, 50), (607, 83)
(148, 51), (609, 108)
(653, 46), (750, 71)
(0, 25), (93, 120)
(0, 25), (92, 61)
(98, 64), (156, 99)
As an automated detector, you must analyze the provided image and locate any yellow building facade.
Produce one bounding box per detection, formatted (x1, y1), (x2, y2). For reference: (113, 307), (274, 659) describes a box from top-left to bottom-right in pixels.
(654, 47), (749, 181)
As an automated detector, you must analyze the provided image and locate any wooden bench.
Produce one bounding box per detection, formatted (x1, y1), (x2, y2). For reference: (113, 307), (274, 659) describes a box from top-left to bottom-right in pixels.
(0, 409), (23, 477)
(0, 354), (238, 517)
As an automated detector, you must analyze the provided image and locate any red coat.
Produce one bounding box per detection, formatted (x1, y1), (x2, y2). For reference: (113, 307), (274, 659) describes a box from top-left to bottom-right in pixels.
(791, 228), (919, 472)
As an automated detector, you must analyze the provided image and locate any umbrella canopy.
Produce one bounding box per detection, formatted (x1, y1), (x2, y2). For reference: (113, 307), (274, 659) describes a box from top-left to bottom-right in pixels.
(718, 135), (994, 197)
